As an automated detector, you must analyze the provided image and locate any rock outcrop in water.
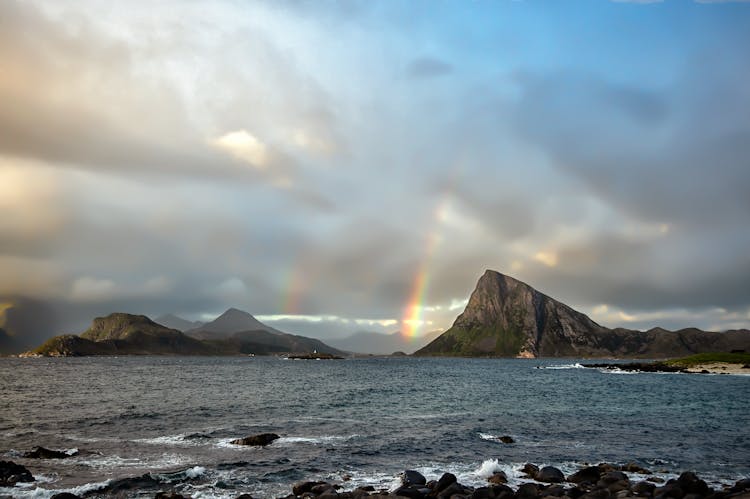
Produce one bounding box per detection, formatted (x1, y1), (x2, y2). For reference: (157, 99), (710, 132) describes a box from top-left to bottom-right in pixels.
(0, 460), (34, 486)
(25, 311), (343, 357)
(415, 270), (750, 358)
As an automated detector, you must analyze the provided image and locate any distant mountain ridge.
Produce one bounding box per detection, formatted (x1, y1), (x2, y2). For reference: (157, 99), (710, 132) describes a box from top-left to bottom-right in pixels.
(27, 310), (343, 357)
(415, 270), (750, 358)
(186, 308), (284, 338)
(326, 330), (444, 355)
(154, 314), (204, 332)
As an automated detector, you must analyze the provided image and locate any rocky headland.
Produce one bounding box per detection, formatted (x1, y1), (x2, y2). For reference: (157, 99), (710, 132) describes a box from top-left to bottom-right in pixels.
(415, 270), (750, 358)
(23, 311), (344, 358)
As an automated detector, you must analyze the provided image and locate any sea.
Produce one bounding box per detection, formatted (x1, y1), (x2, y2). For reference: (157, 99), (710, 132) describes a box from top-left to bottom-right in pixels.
(1, 357), (749, 498)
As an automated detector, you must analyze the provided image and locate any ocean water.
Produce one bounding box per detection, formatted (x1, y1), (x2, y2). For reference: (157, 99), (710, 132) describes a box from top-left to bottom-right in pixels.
(1, 357), (749, 498)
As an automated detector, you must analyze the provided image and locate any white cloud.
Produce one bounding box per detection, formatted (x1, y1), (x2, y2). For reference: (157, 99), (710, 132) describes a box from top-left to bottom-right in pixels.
(211, 130), (270, 169)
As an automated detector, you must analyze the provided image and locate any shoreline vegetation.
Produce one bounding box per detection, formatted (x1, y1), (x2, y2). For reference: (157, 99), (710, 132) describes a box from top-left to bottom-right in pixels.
(582, 352), (750, 375)
(2, 455), (750, 498)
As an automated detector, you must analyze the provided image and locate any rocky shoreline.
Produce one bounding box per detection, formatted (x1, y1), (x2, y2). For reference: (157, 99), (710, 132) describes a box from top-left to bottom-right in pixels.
(581, 362), (750, 374)
(3, 456), (749, 499)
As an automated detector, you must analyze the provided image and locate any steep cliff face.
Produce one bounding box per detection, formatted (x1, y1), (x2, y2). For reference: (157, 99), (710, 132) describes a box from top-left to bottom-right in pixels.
(415, 270), (750, 358)
(416, 270), (605, 357)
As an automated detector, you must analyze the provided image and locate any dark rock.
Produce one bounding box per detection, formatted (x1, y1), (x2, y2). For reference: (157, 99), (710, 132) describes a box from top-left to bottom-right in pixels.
(522, 464), (540, 478)
(677, 472), (709, 496)
(394, 484), (426, 498)
(654, 482), (684, 499)
(438, 482), (468, 498)
(51, 494), (82, 499)
(517, 483), (540, 499)
(235, 495), (255, 499)
(580, 489), (612, 499)
(500, 436), (515, 444)
(0, 460), (34, 486)
(632, 481), (657, 497)
(472, 487), (497, 499)
(293, 481), (328, 496)
(101, 474), (160, 495)
(24, 446), (78, 459)
(597, 465), (620, 475)
(489, 472), (509, 485)
(437, 473), (458, 491)
(312, 483), (339, 494)
(541, 485), (568, 497)
(648, 477), (665, 484)
(402, 470), (427, 486)
(230, 433), (280, 446)
(621, 464), (652, 475)
(730, 479), (750, 493)
(537, 467), (566, 484)
(569, 467), (603, 485)
(494, 484), (517, 499)
(154, 492), (186, 499)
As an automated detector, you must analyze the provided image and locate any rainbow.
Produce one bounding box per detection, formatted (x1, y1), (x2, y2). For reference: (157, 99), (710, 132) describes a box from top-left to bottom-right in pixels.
(401, 196), (451, 339)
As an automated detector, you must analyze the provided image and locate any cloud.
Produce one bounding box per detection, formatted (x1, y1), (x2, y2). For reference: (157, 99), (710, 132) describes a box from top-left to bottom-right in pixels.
(212, 130), (271, 170)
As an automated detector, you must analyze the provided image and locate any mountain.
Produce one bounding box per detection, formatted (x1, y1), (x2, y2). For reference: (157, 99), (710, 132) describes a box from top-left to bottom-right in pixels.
(154, 313), (204, 332)
(326, 330), (444, 355)
(32, 313), (215, 356)
(415, 270), (750, 358)
(25, 311), (344, 357)
(186, 308), (283, 339)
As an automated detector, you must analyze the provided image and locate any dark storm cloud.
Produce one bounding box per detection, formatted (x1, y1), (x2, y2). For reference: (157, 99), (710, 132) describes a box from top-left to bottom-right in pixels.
(512, 64), (750, 229)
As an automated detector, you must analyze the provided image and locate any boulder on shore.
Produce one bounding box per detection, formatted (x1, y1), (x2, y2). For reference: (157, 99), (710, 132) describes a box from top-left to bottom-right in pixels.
(0, 460), (34, 486)
(24, 446), (77, 459)
(230, 433), (280, 446)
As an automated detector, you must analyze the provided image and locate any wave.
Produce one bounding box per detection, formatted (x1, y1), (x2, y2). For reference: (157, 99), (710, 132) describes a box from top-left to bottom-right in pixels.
(543, 363), (586, 370)
(275, 435), (359, 445)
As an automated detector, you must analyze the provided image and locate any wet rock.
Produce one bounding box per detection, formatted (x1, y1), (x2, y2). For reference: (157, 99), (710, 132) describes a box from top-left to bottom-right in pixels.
(677, 472), (709, 496)
(647, 477), (666, 484)
(729, 479), (750, 493)
(98, 473), (161, 495)
(569, 467), (603, 485)
(632, 481), (657, 497)
(437, 482), (469, 498)
(517, 483), (540, 499)
(0, 460), (34, 486)
(402, 470), (427, 486)
(24, 446), (76, 459)
(437, 473), (458, 491)
(154, 492), (186, 499)
(230, 433), (280, 446)
(500, 436), (515, 444)
(580, 489), (612, 499)
(472, 487), (496, 499)
(489, 472), (508, 485)
(51, 494), (82, 499)
(494, 484), (517, 499)
(621, 464), (652, 475)
(541, 485), (568, 497)
(293, 481), (329, 496)
(394, 484), (425, 497)
(522, 464), (540, 479)
(537, 467), (566, 484)
(654, 481), (684, 499)
(235, 494), (255, 499)
(599, 472), (630, 492)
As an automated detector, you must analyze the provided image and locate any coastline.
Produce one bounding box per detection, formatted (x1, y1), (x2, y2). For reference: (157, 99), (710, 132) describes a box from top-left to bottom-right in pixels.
(3, 458), (750, 498)
(683, 362), (750, 375)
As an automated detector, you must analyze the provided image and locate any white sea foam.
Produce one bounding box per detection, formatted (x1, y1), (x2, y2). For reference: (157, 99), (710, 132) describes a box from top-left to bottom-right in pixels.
(544, 363), (586, 370)
(0, 479), (111, 499)
(475, 458), (504, 478)
(133, 434), (199, 446)
(276, 434), (358, 445)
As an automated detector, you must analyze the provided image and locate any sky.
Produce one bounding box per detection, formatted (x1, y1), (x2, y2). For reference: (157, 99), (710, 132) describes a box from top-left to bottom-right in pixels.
(2, 0), (750, 352)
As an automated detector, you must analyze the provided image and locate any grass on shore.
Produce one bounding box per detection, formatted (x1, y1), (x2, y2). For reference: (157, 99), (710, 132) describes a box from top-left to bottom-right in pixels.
(666, 352), (750, 367)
